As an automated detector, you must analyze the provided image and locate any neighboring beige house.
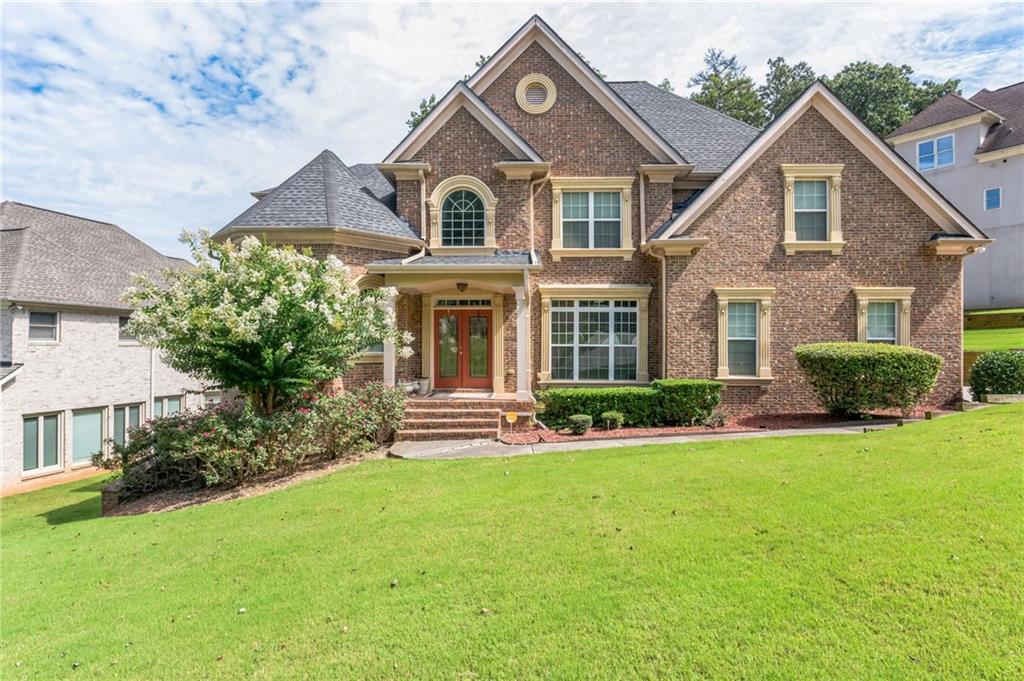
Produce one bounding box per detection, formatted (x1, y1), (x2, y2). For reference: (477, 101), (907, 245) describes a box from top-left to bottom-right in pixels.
(0, 202), (208, 494)
(215, 16), (989, 439)
(887, 82), (1023, 310)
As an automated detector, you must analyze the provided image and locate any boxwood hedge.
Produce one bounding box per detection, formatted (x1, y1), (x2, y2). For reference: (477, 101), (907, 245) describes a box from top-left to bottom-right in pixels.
(537, 379), (722, 428)
(794, 342), (941, 415)
(969, 350), (1024, 401)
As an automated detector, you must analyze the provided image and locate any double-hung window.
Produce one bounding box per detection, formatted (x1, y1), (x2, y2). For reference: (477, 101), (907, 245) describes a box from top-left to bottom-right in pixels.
(984, 187), (1001, 211)
(865, 302), (897, 344)
(726, 302), (758, 376)
(781, 165), (844, 254)
(793, 180), (828, 241)
(23, 414), (60, 473)
(917, 135), (954, 171)
(549, 299), (639, 381)
(28, 311), (59, 342)
(113, 404), (142, 447)
(561, 191), (622, 249)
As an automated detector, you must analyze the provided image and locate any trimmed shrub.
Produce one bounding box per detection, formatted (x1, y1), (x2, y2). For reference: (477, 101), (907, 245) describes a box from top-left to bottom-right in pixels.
(795, 342), (942, 415)
(969, 350), (1024, 401)
(537, 387), (662, 428)
(568, 414), (593, 435)
(652, 379), (723, 425)
(600, 411), (625, 430)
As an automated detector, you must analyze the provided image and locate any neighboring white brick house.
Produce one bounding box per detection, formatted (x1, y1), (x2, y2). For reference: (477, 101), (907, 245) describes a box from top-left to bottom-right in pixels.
(0, 202), (206, 494)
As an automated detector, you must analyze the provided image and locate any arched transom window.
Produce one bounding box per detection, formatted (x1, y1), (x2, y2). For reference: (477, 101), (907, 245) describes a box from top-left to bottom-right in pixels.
(441, 190), (486, 247)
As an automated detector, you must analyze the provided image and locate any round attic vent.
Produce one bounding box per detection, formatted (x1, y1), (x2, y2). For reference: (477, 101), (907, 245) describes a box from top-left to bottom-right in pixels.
(515, 73), (557, 114)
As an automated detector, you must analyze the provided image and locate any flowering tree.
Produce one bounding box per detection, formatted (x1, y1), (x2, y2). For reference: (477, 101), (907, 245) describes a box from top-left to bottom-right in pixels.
(125, 231), (412, 413)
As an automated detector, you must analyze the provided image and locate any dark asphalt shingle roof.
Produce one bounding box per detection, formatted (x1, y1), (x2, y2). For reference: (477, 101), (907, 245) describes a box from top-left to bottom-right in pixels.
(0, 201), (189, 311)
(369, 251), (532, 267)
(888, 82), (1023, 155)
(610, 81), (762, 173)
(349, 163), (397, 210)
(223, 150), (416, 240)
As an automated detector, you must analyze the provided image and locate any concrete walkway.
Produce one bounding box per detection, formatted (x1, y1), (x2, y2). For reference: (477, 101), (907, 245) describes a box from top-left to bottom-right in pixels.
(389, 421), (902, 460)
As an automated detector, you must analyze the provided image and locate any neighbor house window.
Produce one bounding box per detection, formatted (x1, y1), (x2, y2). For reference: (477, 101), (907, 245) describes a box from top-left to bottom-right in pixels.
(550, 177), (634, 260)
(561, 191), (622, 249)
(113, 404), (142, 447)
(865, 302), (897, 344)
(917, 134), (954, 171)
(538, 285), (650, 384)
(118, 316), (136, 342)
(781, 165), (844, 254)
(714, 287), (774, 383)
(854, 287), (914, 346)
(72, 408), (104, 465)
(153, 395), (183, 418)
(23, 414), (60, 473)
(441, 190), (486, 247)
(984, 187), (1001, 211)
(28, 311), (59, 341)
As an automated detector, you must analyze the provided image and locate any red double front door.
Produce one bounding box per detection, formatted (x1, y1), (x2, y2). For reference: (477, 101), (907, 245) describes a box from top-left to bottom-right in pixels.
(434, 309), (492, 390)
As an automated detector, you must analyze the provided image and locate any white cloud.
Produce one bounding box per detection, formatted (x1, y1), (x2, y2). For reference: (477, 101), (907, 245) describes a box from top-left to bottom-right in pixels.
(2, 1), (1021, 258)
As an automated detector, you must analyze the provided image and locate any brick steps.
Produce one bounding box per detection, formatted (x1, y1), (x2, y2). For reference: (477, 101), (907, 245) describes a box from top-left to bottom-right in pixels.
(403, 408), (502, 420)
(395, 395), (535, 442)
(402, 417), (500, 430)
(394, 428), (499, 442)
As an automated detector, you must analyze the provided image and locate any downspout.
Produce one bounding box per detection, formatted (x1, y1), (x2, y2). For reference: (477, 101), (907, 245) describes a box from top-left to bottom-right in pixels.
(529, 173), (550, 254)
(651, 249), (668, 379)
(149, 348), (155, 416)
(418, 169), (427, 242)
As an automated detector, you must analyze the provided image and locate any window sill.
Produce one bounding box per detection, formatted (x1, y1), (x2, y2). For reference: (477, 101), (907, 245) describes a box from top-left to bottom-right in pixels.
(717, 375), (774, 387)
(538, 379), (648, 388)
(21, 466), (64, 481)
(550, 247), (635, 261)
(71, 461), (96, 471)
(354, 353), (384, 364)
(429, 246), (497, 256)
(118, 341), (141, 347)
(27, 340), (61, 346)
(783, 241), (844, 255)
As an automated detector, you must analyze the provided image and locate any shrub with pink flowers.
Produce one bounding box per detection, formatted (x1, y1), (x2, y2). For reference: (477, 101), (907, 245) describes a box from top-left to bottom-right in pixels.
(93, 383), (404, 500)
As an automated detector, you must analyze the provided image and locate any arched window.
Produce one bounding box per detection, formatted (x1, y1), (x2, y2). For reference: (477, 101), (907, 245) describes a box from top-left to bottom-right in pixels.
(441, 190), (485, 247)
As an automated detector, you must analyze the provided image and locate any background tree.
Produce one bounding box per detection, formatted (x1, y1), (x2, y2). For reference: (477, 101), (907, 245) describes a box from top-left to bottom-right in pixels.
(576, 51), (606, 79)
(759, 57), (817, 120)
(406, 93), (437, 130)
(125, 232), (412, 414)
(687, 48), (766, 127)
(826, 62), (959, 136)
(657, 78), (675, 93)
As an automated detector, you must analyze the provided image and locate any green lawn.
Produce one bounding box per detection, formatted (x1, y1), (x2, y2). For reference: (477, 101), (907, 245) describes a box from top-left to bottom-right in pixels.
(3, 406), (1022, 679)
(964, 326), (1024, 352)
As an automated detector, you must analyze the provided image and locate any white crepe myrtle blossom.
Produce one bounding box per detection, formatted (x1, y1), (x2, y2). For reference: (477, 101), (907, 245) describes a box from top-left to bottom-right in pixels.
(124, 230), (410, 413)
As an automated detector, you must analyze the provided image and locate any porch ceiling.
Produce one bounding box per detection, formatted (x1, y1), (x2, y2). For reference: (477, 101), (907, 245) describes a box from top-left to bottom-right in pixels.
(379, 270), (527, 294)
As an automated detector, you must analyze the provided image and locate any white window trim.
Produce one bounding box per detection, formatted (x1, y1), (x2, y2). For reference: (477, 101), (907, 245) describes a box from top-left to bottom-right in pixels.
(113, 403), (145, 447)
(916, 133), (955, 172)
(538, 284), (650, 385)
(714, 287), (774, 386)
(854, 287), (913, 346)
(21, 412), (63, 478)
(983, 186), (1002, 211)
(27, 310), (61, 344)
(550, 177), (634, 261)
(153, 395), (184, 418)
(548, 299), (639, 382)
(781, 164), (844, 255)
(427, 175), (497, 254)
(71, 407), (106, 469)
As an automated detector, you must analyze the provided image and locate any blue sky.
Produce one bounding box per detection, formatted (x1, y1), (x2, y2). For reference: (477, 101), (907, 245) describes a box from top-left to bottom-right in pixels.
(3, 1), (1022, 258)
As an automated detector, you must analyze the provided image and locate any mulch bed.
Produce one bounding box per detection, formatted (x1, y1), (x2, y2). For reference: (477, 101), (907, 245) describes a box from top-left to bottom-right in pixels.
(500, 409), (951, 445)
(106, 449), (386, 516)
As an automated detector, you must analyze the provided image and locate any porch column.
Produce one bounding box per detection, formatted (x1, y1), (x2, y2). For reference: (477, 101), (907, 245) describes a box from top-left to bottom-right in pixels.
(514, 287), (530, 400)
(383, 290), (397, 386)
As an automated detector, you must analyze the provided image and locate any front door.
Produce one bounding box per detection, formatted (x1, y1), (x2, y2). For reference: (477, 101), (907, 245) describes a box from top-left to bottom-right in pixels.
(434, 309), (492, 389)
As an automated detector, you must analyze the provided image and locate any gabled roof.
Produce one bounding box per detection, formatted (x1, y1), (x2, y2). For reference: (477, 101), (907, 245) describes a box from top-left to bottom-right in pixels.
(653, 82), (987, 242)
(971, 82), (1024, 155)
(220, 149), (418, 241)
(383, 82), (542, 163)
(0, 201), (189, 311)
(887, 93), (991, 138)
(610, 81), (761, 173)
(465, 15), (688, 165)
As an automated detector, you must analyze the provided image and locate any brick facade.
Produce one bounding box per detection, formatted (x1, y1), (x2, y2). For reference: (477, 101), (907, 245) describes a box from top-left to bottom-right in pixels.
(662, 108), (963, 414)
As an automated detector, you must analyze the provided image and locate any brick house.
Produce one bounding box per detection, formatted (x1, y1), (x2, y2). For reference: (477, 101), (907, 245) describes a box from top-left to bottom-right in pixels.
(0, 202), (208, 493)
(215, 16), (989, 433)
